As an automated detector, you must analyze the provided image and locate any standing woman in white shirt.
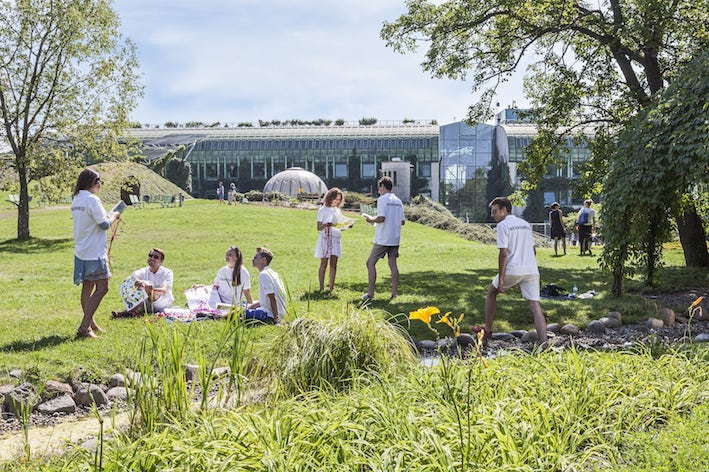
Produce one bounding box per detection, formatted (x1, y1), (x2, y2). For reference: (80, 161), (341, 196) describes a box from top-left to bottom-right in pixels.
(212, 245), (253, 306)
(314, 188), (350, 293)
(71, 168), (119, 338)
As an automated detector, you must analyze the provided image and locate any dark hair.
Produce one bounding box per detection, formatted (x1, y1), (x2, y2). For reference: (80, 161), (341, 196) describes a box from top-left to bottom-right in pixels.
(228, 246), (243, 286)
(72, 168), (100, 197)
(151, 247), (165, 261)
(378, 176), (393, 191)
(323, 188), (344, 207)
(551, 202), (560, 209)
(256, 246), (273, 265)
(489, 196), (512, 213)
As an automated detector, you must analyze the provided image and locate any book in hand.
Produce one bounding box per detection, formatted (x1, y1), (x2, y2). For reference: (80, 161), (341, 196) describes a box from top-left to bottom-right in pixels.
(112, 200), (127, 214)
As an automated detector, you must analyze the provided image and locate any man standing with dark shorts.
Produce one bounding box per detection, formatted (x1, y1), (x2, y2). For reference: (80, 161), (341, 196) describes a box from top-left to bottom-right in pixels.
(362, 176), (405, 300)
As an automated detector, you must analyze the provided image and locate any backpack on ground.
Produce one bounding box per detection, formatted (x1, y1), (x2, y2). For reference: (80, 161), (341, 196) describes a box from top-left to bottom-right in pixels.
(541, 284), (567, 297)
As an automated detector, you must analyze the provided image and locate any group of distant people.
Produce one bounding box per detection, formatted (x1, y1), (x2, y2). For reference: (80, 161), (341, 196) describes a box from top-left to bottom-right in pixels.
(216, 181), (240, 205)
(548, 199), (597, 256)
(70, 166), (597, 348)
(70, 168), (286, 338)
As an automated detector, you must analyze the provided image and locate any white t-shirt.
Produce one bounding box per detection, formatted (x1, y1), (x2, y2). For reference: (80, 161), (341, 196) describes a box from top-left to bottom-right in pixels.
(258, 266), (286, 320)
(212, 265), (251, 305)
(373, 192), (404, 246)
(132, 265), (175, 307)
(71, 190), (112, 260)
(496, 214), (539, 276)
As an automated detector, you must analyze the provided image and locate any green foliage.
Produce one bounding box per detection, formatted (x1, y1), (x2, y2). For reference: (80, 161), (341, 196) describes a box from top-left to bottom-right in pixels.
(381, 0), (709, 267)
(267, 311), (415, 395)
(341, 191), (375, 210)
(601, 50), (709, 292)
(0, 0), (143, 239)
(16, 347), (709, 471)
(358, 117), (377, 126)
(164, 157), (192, 193)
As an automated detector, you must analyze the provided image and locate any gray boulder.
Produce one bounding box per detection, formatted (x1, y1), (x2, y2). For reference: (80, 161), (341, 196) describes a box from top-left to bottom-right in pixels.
(74, 384), (109, 407)
(587, 320), (607, 334)
(106, 387), (128, 402)
(44, 380), (73, 400)
(694, 333), (709, 343)
(521, 331), (538, 343)
(36, 394), (76, 415)
(546, 323), (561, 333)
(560, 324), (580, 336)
(3, 383), (38, 417)
(108, 374), (125, 388)
(600, 317), (622, 329)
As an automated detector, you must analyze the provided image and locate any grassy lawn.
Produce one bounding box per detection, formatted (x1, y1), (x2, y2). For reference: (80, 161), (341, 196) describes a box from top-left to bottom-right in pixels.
(0, 196), (705, 383)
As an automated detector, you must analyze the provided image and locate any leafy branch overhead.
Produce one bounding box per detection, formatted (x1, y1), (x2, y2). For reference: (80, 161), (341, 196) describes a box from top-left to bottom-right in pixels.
(382, 0), (709, 290)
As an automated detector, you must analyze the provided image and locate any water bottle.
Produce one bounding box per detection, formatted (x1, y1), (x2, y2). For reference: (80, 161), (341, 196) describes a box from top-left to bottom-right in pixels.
(573, 284), (578, 298)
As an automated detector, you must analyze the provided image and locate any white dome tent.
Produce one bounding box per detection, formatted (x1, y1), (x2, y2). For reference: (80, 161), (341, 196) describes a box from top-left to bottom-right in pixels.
(263, 167), (328, 197)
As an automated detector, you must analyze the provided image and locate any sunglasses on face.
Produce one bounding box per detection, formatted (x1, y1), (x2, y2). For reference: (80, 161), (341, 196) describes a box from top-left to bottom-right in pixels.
(94, 178), (103, 185)
(148, 253), (162, 259)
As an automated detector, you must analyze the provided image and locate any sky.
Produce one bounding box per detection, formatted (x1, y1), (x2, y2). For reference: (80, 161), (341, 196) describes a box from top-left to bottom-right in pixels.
(113, 0), (529, 127)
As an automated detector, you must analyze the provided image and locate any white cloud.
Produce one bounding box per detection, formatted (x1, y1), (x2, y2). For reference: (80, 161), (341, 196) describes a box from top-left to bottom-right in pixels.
(114, 0), (528, 125)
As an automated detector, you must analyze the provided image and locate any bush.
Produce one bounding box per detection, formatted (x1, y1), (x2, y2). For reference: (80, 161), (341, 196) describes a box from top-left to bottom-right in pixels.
(342, 191), (375, 210)
(267, 312), (415, 395)
(244, 190), (264, 201)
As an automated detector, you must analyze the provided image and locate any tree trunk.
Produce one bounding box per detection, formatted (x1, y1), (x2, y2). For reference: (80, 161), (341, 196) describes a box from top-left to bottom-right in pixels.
(676, 207), (709, 267)
(17, 161), (31, 240)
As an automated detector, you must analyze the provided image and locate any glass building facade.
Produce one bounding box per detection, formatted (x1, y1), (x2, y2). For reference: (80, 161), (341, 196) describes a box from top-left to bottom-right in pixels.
(129, 123), (438, 198)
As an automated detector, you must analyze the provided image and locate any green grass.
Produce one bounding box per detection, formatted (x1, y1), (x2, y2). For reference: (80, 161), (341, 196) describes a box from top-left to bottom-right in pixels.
(0, 197), (705, 383)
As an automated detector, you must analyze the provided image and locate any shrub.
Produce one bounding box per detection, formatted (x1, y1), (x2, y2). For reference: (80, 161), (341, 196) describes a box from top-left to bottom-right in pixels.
(342, 191), (375, 210)
(244, 190), (264, 201)
(267, 312), (415, 395)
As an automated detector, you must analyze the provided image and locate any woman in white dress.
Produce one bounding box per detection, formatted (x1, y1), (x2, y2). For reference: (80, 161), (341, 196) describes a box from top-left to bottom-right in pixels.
(314, 188), (351, 293)
(211, 246), (253, 307)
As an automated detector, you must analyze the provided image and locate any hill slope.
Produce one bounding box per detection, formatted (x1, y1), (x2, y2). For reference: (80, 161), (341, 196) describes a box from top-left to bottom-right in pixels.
(89, 162), (189, 205)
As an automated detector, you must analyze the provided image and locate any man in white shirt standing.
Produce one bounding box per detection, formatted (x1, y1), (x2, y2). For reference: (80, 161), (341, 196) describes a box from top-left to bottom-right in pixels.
(485, 197), (548, 344)
(362, 176), (405, 300)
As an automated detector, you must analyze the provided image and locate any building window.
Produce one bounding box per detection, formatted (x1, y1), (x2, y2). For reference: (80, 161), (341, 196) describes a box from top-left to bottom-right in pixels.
(334, 163), (348, 178)
(418, 163), (431, 177)
(362, 163), (376, 178)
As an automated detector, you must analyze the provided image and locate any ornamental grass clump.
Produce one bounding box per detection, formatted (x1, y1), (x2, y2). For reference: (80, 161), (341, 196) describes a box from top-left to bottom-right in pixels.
(268, 310), (415, 396)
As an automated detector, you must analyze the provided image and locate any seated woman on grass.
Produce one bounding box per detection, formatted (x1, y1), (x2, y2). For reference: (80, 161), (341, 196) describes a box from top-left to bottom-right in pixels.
(208, 245), (253, 308)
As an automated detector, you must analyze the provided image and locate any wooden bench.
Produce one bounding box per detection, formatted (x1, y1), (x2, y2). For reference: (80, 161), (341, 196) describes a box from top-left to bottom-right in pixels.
(129, 194), (143, 209)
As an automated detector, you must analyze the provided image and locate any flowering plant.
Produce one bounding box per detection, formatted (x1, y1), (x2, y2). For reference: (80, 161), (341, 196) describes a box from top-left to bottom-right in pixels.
(409, 306), (466, 337)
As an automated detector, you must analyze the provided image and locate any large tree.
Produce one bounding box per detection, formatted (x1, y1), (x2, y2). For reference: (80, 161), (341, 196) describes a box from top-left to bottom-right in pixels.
(0, 0), (142, 239)
(600, 50), (709, 294)
(382, 0), (709, 268)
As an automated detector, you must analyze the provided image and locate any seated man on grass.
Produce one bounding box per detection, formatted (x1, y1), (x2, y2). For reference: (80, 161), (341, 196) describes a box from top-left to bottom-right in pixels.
(245, 247), (286, 324)
(113, 247), (175, 317)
